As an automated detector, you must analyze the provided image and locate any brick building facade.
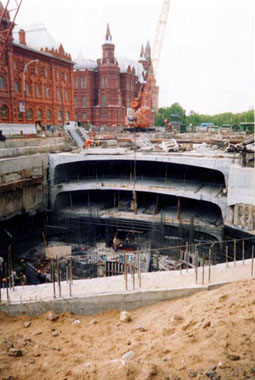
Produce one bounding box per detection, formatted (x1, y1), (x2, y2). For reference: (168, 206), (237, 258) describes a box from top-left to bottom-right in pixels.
(74, 25), (159, 127)
(0, 4), (75, 126)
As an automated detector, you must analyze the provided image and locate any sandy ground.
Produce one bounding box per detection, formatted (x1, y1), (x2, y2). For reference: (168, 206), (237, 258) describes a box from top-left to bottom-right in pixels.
(1, 279), (255, 380)
(1, 259), (254, 303)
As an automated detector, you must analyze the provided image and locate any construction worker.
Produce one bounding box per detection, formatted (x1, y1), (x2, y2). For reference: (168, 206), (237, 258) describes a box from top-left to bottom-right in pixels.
(113, 236), (120, 251)
(37, 270), (46, 284)
(20, 273), (27, 286)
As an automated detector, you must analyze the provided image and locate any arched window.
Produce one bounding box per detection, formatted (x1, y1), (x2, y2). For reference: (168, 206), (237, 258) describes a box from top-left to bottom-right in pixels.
(74, 96), (77, 107)
(65, 90), (68, 100)
(0, 77), (4, 88)
(1, 105), (8, 119)
(57, 88), (61, 99)
(27, 108), (33, 121)
(14, 82), (19, 92)
(45, 87), (50, 98)
(82, 112), (87, 119)
(83, 78), (87, 88)
(37, 109), (42, 119)
(58, 110), (62, 121)
(66, 111), (70, 121)
(82, 96), (86, 107)
(46, 110), (51, 121)
(102, 95), (107, 107)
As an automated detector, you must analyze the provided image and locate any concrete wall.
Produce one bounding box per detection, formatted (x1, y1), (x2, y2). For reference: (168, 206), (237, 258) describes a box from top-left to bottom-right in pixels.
(228, 166), (255, 207)
(0, 286), (206, 317)
(226, 166), (255, 232)
(231, 204), (255, 232)
(0, 139), (68, 159)
(0, 154), (49, 220)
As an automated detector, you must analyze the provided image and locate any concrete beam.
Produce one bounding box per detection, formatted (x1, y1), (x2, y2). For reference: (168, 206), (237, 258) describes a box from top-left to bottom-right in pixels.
(0, 286), (206, 317)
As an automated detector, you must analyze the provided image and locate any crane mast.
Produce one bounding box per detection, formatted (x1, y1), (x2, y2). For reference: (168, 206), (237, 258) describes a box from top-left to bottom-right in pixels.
(0, 0), (23, 61)
(129, 0), (170, 128)
(152, 0), (170, 78)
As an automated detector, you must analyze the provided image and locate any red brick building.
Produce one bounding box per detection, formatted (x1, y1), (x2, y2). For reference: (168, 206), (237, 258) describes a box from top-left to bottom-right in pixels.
(74, 25), (159, 127)
(0, 4), (75, 126)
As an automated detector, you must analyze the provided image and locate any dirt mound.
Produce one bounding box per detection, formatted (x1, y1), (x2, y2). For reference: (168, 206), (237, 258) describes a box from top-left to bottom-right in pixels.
(1, 280), (255, 379)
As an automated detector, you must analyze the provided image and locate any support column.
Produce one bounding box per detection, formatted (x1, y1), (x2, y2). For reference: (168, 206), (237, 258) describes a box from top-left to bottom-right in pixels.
(177, 197), (181, 221)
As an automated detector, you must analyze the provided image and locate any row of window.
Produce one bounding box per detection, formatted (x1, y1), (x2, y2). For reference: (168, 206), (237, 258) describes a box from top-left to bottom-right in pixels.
(74, 95), (123, 108)
(74, 95), (87, 107)
(0, 105), (70, 122)
(13, 61), (68, 81)
(100, 77), (121, 89)
(74, 76), (134, 90)
(75, 111), (108, 121)
(1, 76), (70, 101)
(74, 78), (87, 89)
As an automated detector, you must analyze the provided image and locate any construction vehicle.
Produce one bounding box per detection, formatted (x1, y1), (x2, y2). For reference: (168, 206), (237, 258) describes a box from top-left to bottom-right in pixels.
(128, 0), (170, 129)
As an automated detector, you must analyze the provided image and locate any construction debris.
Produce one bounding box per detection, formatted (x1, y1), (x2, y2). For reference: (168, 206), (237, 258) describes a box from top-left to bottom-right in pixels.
(120, 311), (132, 323)
(225, 140), (255, 153)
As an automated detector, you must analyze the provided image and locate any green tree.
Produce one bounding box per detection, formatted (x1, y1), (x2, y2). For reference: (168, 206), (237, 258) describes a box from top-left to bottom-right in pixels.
(155, 103), (186, 126)
(155, 103), (254, 127)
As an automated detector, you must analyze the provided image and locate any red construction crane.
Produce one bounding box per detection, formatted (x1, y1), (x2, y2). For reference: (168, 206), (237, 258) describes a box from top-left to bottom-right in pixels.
(129, 0), (170, 128)
(0, 0), (23, 60)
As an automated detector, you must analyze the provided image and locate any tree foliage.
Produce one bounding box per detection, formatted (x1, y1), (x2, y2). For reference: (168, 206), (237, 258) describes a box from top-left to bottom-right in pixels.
(155, 104), (254, 127)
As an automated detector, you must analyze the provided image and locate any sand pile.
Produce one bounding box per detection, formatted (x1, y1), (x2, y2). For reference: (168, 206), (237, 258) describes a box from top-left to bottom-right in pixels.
(1, 279), (255, 380)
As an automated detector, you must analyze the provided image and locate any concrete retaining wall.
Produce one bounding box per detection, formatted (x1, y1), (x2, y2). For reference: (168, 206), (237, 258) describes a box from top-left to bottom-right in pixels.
(0, 154), (49, 219)
(228, 166), (255, 207)
(0, 286), (207, 317)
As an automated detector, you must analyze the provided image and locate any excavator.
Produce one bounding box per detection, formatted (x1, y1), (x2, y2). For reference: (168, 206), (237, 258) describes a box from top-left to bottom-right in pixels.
(128, 0), (170, 130)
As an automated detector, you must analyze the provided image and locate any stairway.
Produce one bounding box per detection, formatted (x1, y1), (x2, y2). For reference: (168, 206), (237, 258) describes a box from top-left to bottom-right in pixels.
(66, 126), (88, 148)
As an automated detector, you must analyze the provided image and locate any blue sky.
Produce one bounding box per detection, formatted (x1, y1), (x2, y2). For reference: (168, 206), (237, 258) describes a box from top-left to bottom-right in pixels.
(14, 0), (255, 114)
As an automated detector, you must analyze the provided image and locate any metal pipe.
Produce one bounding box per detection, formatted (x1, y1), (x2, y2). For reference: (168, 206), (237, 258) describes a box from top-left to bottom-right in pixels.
(226, 246), (228, 268)
(51, 259), (56, 299)
(208, 249), (211, 283)
(234, 239), (236, 266)
(251, 246), (254, 277)
(202, 252), (205, 285)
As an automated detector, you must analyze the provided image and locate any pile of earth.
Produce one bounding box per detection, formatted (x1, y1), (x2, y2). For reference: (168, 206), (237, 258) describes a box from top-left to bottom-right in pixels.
(1, 279), (255, 380)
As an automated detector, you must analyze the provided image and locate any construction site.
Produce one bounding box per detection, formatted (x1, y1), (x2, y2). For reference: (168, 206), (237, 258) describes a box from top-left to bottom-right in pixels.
(0, 0), (255, 379)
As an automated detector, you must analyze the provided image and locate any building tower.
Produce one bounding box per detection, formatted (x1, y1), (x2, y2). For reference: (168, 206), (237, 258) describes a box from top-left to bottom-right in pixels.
(96, 24), (124, 126)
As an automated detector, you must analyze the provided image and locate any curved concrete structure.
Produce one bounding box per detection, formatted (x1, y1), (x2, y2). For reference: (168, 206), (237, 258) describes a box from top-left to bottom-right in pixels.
(49, 150), (238, 187)
(52, 177), (226, 219)
(49, 150), (255, 234)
